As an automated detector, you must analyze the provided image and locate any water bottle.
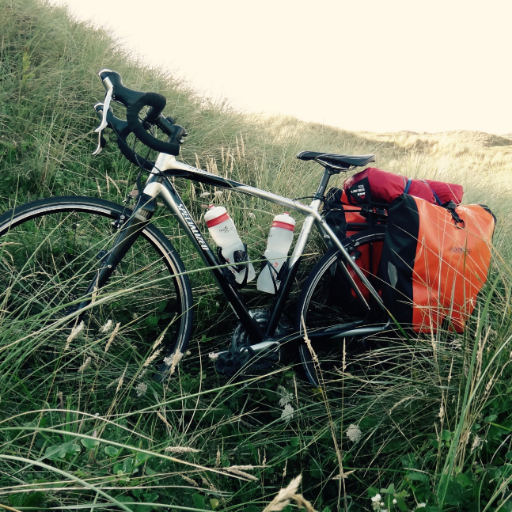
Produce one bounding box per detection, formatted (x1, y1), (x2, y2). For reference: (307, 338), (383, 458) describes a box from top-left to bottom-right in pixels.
(204, 205), (255, 285)
(257, 212), (296, 294)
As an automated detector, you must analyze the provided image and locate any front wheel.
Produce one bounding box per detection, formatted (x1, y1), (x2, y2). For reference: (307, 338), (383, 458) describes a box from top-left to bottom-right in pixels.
(295, 229), (386, 385)
(0, 196), (193, 383)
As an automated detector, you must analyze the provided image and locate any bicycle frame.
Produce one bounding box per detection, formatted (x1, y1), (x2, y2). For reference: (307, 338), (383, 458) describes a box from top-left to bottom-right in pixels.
(132, 152), (389, 352)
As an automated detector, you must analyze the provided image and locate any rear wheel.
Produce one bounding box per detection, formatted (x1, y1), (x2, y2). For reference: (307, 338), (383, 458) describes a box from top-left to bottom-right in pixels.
(0, 196), (193, 382)
(295, 229), (386, 385)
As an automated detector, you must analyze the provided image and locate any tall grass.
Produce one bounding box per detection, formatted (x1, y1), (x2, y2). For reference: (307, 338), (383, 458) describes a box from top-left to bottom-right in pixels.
(1, 0), (512, 510)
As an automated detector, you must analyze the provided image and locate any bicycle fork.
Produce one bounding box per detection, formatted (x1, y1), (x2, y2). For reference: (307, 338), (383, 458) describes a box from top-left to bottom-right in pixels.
(74, 194), (155, 315)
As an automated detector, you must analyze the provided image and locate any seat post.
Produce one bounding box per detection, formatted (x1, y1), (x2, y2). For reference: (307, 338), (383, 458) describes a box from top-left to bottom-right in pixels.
(314, 166), (335, 199)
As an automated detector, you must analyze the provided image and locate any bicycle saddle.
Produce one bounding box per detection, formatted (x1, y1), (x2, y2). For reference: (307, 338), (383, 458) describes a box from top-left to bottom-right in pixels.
(296, 151), (375, 169)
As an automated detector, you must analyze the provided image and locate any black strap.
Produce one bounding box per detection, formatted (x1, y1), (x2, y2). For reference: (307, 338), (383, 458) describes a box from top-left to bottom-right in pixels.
(443, 200), (465, 228)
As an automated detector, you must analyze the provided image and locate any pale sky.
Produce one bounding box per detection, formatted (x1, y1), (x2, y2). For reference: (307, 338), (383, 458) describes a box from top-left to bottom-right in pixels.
(51, 0), (512, 134)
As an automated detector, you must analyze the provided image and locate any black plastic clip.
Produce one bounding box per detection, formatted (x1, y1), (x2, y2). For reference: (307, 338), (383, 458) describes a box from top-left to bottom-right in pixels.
(444, 200), (465, 229)
(233, 245), (250, 288)
(217, 244), (251, 289)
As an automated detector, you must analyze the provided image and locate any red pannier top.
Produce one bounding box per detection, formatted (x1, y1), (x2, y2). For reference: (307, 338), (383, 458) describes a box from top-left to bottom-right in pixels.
(343, 167), (463, 206)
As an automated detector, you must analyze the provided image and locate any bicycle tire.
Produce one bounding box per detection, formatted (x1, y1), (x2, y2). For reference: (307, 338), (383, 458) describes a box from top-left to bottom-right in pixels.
(295, 229), (386, 385)
(0, 196), (193, 380)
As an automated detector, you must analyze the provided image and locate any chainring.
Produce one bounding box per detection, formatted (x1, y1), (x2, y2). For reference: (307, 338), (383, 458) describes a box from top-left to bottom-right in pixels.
(215, 309), (292, 376)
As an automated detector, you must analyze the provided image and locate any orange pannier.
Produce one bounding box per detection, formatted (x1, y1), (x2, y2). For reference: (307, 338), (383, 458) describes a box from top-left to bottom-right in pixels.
(379, 194), (495, 333)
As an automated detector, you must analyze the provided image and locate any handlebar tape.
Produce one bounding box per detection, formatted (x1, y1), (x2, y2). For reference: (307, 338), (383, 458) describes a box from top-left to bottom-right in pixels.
(99, 70), (180, 156)
(95, 103), (155, 171)
(126, 93), (180, 156)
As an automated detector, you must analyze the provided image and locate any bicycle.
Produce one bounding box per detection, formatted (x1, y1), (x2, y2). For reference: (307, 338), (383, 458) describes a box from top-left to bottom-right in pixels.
(0, 69), (391, 386)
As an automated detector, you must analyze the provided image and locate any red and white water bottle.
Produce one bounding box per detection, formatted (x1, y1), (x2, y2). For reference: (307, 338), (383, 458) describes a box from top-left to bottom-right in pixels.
(204, 205), (255, 285)
(257, 212), (296, 294)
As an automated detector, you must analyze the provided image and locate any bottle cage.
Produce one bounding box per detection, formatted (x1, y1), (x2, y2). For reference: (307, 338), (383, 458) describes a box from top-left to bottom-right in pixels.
(217, 244), (250, 289)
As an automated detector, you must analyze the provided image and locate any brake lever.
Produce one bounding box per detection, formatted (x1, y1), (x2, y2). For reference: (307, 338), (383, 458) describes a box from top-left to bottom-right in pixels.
(92, 77), (114, 156)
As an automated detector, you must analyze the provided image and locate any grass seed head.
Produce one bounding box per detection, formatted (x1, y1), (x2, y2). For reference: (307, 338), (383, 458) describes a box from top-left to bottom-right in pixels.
(143, 349), (161, 368)
(104, 322), (120, 353)
(262, 474), (303, 512)
(225, 468), (258, 481)
(78, 356), (92, 373)
(165, 446), (201, 453)
(180, 474), (199, 487)
(65, 321), (84, 350)
(116, 365), (127, 393)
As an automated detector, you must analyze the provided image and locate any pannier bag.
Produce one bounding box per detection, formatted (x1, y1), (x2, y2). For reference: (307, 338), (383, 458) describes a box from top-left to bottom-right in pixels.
(323, 187), (385, 302)
(379, 194), (495, 333)
(344, 167), (464, 207)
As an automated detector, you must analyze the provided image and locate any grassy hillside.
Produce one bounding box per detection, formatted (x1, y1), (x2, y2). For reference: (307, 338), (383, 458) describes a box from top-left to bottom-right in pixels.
(1, 0), (512, 511)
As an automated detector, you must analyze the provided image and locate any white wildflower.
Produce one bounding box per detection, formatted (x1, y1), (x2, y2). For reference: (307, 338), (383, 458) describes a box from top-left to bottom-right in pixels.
(65, 321), (84, 350)
(185, 350), (191, 356)
(100, 320), (113, 333)
(78, 356), (92, 373)
(416, 504), (426, 510)
(165, 446), (200, 453)
(208, 352), (219, 360)
(281, 404), (294, 422)
(347, 424), (362, 443)
(199, 191), (211, 198)
(248, 212), (255, 219)
(393, 499), (397, 504)
(371, 494), (381, 503)
(135, 382), (148, 397)
(277, 385), (293, 406)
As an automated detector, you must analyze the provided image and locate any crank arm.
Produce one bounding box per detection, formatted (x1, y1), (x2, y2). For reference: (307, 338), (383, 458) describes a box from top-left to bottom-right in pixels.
(209, 340), (280, 361)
